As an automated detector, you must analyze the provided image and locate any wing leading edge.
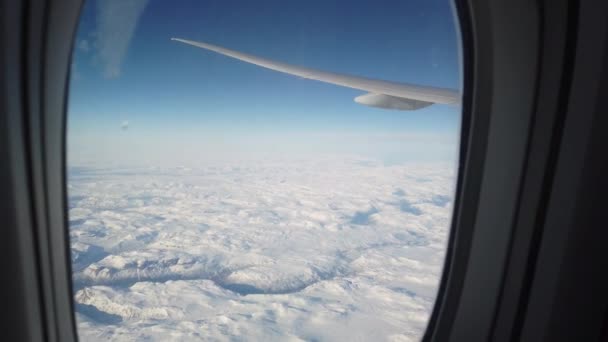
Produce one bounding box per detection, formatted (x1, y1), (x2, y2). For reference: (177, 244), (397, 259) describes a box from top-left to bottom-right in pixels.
(171, 37), (460, 110)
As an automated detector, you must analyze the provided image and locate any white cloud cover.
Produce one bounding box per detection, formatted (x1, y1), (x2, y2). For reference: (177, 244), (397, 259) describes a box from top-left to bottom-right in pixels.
(68, 157), (456, 341)
(94, 0), (148, 78)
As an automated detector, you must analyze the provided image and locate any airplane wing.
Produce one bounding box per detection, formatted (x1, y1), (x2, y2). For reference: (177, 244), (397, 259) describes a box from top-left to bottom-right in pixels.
(171, 37), (460, 111)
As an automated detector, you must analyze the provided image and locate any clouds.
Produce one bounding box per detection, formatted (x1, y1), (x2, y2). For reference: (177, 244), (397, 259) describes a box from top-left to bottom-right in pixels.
(94, 0), (148, 78)
(68, 158), (456, 340)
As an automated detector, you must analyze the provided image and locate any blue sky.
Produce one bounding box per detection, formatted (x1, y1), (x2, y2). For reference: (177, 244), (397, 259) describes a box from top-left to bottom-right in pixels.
(68, 0), (461, 167)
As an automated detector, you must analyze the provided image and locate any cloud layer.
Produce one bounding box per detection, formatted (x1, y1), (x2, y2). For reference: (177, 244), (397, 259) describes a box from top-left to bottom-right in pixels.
(68, 157), (455, 341)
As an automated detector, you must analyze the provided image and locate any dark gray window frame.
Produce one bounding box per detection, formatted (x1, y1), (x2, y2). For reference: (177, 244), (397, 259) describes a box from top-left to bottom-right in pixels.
(2, 0), (608, 341)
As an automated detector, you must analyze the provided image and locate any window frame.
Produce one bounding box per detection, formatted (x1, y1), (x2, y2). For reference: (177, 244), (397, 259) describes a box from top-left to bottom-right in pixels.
(2, 0), (82, 340)
(425, 0), (544, 339)
(3, 0), (608, 341)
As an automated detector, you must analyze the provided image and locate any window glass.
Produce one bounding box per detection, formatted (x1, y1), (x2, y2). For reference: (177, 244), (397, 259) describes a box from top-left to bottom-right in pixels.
(68, 0), (462, 340)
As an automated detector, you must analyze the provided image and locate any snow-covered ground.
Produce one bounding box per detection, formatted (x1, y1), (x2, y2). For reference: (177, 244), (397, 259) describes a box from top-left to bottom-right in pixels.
(68, 157), (455, 341)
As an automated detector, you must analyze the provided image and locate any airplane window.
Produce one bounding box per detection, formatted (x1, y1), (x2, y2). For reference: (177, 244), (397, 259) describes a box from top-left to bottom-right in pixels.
(67, 0), (462, 340)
